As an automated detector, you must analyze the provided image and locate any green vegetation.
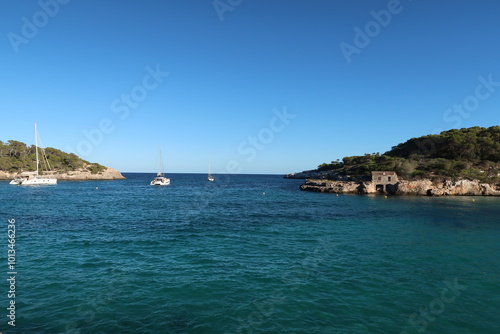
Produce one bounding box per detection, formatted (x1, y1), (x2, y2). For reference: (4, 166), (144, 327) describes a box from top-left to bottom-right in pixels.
(0, 140), (106, 174)
(317, 126), (500, 183)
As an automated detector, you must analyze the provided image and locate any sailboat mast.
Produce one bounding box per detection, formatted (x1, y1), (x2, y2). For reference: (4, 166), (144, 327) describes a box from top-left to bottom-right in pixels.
(34, 123), (39, 175)
(159, 149), (164, 175)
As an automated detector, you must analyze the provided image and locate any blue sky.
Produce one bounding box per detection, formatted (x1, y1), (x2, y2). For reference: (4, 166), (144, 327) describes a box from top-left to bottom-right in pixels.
(1, 0), (499, 174)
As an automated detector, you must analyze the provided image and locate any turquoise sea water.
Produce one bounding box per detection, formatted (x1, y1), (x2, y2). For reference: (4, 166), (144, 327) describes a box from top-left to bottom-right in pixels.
(0, 173), (499, 333)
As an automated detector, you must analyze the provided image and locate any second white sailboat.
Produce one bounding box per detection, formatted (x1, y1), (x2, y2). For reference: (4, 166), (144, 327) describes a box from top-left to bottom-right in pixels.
(150, 149), (170, 186)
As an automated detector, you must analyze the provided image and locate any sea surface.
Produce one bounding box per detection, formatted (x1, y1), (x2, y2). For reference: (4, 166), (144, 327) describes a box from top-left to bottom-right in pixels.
(0, 173), (499, 334)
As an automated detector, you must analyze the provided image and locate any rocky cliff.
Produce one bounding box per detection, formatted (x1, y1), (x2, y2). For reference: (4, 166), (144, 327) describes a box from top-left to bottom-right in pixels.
(0, 166), (125, 181)
(300, 179), (500, 196)
(396, 179), (500, 196)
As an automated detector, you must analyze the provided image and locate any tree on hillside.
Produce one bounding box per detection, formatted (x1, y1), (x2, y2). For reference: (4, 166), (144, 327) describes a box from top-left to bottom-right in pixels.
(315, 126), (500, 183)
(0, 140), (106, 174)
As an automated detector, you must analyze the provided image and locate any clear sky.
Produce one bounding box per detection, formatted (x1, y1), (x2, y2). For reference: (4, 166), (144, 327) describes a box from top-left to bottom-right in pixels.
(1, 0), (499, 174)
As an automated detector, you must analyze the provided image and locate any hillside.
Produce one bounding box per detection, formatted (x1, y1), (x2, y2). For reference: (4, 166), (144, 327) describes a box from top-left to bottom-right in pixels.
(0, 140), (124, 179)
(291, 126), (500, 184)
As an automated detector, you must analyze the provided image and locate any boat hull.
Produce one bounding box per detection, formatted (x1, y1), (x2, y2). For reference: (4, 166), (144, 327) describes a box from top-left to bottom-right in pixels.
(9, 177), (57, 186)
(10, 177), (58, 185)
(150, 177), (170, 186)
(22, 177), (57, 185)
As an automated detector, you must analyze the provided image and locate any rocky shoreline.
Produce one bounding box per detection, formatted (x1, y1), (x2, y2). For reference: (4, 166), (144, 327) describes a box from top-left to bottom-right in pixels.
(300, 179), (500, 196)
(0, 167), (125, 181)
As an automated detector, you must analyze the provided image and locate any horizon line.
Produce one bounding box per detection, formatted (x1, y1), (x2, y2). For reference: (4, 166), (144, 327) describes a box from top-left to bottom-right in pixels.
(121, 171), (287, 175)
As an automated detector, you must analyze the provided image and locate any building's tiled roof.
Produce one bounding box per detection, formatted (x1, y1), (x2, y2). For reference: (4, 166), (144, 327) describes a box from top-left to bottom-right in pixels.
(371, 171), (397, 176)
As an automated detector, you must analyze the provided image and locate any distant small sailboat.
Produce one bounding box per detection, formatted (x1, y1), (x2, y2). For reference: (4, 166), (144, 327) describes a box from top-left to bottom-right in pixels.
(208, 160), (214, 182)
(150, 149), (170, 186)
(10, 123), (57, 185)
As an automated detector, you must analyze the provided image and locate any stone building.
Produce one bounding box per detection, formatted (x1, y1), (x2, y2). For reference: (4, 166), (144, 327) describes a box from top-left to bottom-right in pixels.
(371, 171), (398, 193)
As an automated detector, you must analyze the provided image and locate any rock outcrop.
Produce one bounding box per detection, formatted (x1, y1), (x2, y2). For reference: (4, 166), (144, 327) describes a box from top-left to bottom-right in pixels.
(300, 179), (373, 193)
(396, 179), (500, 196)
(0, 167), (125, 181)
(300, 179), (500, 196)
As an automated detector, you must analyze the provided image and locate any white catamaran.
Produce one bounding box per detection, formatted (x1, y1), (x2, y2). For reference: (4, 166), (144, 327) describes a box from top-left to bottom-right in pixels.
(10, 123), (57, 185)
(150, 149), (170, 186)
